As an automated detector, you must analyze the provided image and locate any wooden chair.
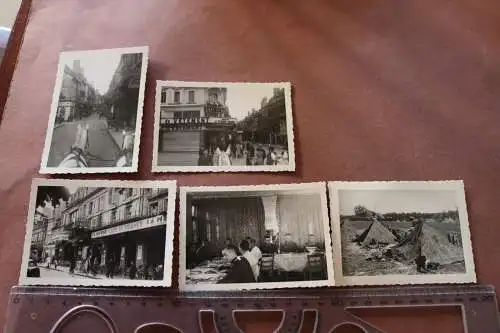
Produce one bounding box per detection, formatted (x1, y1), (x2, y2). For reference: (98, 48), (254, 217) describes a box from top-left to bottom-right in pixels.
(305, 253), (325, 280)
(259, 253), (275, 282)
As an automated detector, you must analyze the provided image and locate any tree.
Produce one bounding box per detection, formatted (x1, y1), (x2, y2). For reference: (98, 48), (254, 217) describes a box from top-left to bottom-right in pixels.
(354, 205), (369, 217)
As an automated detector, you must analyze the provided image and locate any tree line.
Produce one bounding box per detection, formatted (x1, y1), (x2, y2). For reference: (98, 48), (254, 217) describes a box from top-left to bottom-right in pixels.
(352, 205), (459, 222)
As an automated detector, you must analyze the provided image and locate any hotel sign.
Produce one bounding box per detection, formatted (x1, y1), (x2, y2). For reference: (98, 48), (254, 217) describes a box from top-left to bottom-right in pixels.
(91, 215), (165, 239)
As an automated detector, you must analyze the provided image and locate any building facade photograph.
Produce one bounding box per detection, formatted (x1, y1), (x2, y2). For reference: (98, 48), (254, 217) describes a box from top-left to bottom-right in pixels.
(154, 82), (294, 170)
(157, 86), (236, 166)
(27, 183), (172, 282)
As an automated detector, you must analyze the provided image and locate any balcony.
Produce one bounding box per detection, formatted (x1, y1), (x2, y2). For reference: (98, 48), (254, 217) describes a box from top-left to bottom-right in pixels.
(147, 188), (169, 201)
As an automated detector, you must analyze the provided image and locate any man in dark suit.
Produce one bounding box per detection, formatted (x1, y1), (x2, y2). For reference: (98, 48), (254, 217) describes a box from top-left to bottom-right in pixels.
(218, 245), (255, 284)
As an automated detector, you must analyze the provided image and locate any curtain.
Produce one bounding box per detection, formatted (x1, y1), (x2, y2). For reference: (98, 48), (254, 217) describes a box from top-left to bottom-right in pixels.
(190, 197), (265, 251)
(277, 193), (325, 248)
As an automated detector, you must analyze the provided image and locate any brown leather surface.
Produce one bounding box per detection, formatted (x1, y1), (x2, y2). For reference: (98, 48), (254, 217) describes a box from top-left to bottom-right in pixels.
(1, 0), (500, 331)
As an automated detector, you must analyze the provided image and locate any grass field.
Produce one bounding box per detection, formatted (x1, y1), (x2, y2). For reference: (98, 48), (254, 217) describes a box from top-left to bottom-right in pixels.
(341, 237), (466, 276)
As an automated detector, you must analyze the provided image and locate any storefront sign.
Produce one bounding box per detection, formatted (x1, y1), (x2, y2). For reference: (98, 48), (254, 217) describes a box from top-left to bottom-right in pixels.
(91, 215), (165, 239)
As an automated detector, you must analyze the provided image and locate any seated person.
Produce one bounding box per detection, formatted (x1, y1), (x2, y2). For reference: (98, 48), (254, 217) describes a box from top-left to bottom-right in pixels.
(260, 238), (277, 254)
(195, 239), (216, 263)
(218, 245), (255, 284)
(280, 233), (300, 253)
(240, 239), (260, 282)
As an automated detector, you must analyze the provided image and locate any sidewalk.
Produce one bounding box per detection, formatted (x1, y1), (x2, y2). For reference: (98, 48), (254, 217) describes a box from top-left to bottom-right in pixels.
(43, 265), (103, 279)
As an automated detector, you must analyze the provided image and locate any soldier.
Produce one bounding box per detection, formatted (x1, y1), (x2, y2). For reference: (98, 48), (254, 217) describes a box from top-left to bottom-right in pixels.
(218, 245), (255, 284)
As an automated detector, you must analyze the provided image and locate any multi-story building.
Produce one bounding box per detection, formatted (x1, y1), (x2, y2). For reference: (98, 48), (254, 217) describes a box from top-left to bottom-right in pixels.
(45, 198), (69, 259)
(57, 60), (101, 122)
(31, 211), (49, 261)
(105, 53), (143, 130)
(58, 186), (169, 275)
(237, 88), (287, 146)
(158, 87), (237, 165)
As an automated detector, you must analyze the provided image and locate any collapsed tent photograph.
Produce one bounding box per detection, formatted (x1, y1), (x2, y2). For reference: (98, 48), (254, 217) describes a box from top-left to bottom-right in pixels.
(329, 181), (477, 285)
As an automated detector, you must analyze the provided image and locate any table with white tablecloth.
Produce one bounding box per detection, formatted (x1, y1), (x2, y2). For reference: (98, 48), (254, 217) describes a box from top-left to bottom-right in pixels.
(273, 253), (309, 272)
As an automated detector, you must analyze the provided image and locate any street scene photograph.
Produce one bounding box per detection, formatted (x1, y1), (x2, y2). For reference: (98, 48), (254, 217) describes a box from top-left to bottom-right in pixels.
(21, 179), (176, 287)
(329, 181), (476, 285)
(153, 81), (295, 172)
(40, 47), (148, 173)
(179, 183), (334, 290)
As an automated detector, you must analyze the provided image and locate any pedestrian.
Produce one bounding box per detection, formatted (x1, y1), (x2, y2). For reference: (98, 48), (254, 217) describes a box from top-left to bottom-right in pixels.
(69, 250), (76, 275)
(415, 255), (428, 273)
(267, 147), (277, 165)
(254, 148), (266, 165)
(198, 147), (211, 166)
(128, 262), (137, 279)
(106, 256), (115, 278)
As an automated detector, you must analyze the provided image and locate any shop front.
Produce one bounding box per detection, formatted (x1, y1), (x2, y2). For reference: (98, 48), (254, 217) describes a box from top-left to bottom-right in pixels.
(91, 214), (166, 279)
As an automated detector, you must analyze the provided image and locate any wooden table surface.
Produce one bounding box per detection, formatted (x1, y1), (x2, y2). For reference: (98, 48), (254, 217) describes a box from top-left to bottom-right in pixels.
(1, 0), (500, 332)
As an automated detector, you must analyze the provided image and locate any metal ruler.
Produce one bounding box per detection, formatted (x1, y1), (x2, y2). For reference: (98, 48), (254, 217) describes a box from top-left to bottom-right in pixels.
(4, 284), (499, 333)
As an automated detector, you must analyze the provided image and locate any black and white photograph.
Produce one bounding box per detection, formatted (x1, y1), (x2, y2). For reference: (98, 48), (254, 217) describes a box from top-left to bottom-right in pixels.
(329, 181), (476, 286)
(179, 183), (334, 291)
(152, 81), (295, 172)
(40, 46), (148, 174)
(20, 179), (176, 287)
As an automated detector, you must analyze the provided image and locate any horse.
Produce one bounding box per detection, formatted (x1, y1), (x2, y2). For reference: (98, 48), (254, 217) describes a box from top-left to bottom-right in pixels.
(58, 123), (135, 168)
(58, 124), (90, 168)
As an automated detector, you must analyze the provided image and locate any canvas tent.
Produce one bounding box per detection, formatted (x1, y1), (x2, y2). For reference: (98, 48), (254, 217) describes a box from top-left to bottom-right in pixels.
(341, 219), (358, 243)
(392, 221), (464, 265)
(355, 220), (396, 246)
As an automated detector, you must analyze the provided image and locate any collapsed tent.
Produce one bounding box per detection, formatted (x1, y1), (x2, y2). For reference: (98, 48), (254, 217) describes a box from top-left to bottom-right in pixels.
(392, 222), (464, 265)
(355, 220), (396, 246)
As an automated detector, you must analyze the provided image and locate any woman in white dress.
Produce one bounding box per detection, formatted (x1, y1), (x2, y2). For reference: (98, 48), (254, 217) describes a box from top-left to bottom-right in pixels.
(212, 137), (231, 166)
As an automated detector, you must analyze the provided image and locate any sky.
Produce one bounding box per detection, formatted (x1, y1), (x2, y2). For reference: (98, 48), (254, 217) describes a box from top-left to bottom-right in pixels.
(225, 85), (276, 120)
(339, 189), (459, 215)
(64, 53), (122, 95)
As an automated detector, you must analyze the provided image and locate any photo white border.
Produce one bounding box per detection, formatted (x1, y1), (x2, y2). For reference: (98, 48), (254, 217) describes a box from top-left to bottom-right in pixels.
(178, 182), (335, 291)
(19, 178), (177, 287)
(39, 46), (149, 174)
(152, 80), (295, 173)
(328, 180), (477, 286)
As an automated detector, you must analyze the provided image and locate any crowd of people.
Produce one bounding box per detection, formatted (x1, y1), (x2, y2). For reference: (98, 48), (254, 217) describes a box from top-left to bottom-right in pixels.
(196, 132), (288, 167)
(40, 247), (164, 280)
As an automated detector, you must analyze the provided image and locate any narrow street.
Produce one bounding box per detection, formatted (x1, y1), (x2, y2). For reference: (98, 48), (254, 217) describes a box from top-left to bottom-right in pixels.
(46, 114), (122, 167)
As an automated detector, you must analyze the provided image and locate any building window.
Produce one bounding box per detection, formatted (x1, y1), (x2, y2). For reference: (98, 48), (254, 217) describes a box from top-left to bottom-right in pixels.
(69, 211), (77, 224)
(125, 204), (133, 218)
(174, 91), (180, 103)
(216, 220), (220, 241)
(191, 205), (197, 217)
(88, 202), (93, 215)
(192, 219), (197, 243)
(111, 209), (117, 222)
(188, 90), (195, 104)
(206, 223), (212, 242)
(161, 90), (167, 103)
